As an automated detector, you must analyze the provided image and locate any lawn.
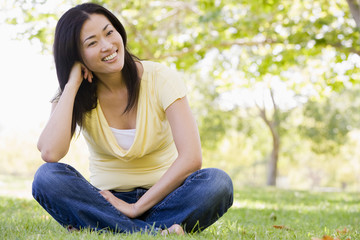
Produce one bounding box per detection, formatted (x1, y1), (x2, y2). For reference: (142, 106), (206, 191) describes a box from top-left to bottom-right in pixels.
(1, 188), (359, 239)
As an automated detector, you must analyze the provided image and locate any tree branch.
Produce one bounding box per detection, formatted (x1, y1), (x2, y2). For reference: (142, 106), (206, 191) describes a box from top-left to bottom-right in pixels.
(154, 38), (360, 60)
(269, 88), (277, 114)
(255, 101), (271, 127)
(269, 88), (280, 129)
(121, 17), (155, 59)
(154, 39), (277, 60)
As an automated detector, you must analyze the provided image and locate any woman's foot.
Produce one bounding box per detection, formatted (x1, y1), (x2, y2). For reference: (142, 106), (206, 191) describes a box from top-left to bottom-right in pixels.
(66, 225), (79, 232)
(161, 224), (184, 236)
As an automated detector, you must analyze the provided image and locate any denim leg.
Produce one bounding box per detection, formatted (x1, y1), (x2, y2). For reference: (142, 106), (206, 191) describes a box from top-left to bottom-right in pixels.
(32, 162), (151, 233)
(144, 168), (234, 232)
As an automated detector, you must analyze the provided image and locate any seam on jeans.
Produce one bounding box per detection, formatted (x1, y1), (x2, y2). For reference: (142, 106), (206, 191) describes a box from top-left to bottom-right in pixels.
(63, 164), (130, 222)
(146, 169), (202, 220)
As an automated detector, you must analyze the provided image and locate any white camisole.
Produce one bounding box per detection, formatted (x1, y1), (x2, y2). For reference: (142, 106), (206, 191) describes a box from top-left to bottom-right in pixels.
(109, 127), (136, 150)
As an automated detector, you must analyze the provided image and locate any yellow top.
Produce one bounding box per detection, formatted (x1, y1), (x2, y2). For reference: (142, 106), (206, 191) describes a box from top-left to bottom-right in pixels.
(82, 61), (187, 192)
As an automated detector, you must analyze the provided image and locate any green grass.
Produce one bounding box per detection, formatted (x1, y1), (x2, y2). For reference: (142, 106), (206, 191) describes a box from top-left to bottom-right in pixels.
(1, 188), (359, 239)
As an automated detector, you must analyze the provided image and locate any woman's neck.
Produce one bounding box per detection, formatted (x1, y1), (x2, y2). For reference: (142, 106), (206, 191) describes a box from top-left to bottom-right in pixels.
(97, 71), (126, 94)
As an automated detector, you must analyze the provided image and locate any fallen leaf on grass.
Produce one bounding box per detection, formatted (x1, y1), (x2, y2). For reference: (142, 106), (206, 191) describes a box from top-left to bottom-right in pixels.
(336, 227), (349, 234)
(273, 225), (290, 230)
(311, 235), (341, 240)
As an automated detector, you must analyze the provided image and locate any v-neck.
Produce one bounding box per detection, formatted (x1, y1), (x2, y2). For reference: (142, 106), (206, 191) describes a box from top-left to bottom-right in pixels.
(96, 66), (145, 154)
(97, 98), (141, 153)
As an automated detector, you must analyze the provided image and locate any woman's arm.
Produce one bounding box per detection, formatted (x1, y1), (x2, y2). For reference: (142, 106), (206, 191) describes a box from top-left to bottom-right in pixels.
(100, 96), (202, 218)
(37, 62), (92, 162)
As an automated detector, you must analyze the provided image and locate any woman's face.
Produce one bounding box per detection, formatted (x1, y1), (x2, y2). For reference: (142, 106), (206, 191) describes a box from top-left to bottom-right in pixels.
(80, 14), (125, 77)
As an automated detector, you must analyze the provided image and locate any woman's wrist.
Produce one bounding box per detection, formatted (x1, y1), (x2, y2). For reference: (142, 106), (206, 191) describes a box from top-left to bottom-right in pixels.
(64, 81), (81, 92)
(132, 202), (141, 217)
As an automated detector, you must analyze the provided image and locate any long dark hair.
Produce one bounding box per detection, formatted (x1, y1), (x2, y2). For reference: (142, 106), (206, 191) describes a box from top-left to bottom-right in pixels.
(53, 3), (140, 136)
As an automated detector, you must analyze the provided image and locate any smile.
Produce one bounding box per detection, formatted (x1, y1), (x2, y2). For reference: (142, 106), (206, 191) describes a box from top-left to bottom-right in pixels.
(102, 51), (117, 61)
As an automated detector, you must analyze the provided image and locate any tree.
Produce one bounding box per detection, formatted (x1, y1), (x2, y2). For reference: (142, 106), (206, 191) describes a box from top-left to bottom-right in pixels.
(255, 89), (280, 186)
(300, 86), (360, 155)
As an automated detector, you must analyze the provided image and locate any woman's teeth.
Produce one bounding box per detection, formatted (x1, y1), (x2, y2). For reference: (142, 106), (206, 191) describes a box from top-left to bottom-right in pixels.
(103, 52), (117, 61)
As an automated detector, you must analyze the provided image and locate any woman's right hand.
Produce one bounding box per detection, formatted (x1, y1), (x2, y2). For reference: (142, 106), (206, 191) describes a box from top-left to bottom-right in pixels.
(67, 62), (93, 88)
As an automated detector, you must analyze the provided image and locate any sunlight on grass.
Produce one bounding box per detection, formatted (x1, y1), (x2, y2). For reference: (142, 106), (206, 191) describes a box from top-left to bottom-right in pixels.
(0, 175), (33, 199)
(233, 197), (360, 213)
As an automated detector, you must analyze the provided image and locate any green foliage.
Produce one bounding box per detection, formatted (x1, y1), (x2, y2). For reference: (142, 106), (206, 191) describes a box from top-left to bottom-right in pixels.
(299, 87), (360, 155)
(7, 0), (360, 72)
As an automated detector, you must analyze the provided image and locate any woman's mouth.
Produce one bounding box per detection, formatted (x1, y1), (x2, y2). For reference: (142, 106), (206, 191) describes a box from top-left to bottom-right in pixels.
(102, 51), (118, 61)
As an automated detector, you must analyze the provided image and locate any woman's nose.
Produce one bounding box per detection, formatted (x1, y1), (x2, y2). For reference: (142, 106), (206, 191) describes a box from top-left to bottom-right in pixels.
(100, 39), (112, 51)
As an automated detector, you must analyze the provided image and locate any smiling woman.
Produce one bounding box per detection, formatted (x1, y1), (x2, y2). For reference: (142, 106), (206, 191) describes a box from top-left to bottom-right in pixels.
(32, 2), (233, 236)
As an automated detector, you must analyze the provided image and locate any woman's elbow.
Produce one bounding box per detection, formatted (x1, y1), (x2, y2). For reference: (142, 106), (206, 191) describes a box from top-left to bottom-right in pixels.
(40, 150), (62, 163)
(38, 144), (64, 163)
(196, 156), (203, 170)
(37, 139), (68, 162)
(191, 154), (202, 171)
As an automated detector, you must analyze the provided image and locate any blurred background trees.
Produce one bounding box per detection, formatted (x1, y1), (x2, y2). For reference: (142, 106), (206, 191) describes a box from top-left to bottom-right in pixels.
(2, 0), (360, 190)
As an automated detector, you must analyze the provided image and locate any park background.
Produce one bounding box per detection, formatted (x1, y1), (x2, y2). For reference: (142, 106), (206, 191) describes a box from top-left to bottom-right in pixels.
(0, 0), (360, 200)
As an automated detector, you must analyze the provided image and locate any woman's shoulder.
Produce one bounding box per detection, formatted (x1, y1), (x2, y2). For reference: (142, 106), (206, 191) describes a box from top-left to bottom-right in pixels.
(140, 60), (174, 74)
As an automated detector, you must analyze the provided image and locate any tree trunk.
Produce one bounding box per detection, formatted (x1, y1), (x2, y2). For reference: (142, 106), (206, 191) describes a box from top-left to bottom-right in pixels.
(346, 0), (360, 29)
(257, 89), (281, 186)
(266, 129), (280, 186)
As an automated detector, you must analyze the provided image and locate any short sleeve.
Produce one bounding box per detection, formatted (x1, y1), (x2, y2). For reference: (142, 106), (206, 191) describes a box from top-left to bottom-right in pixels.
(155, 64), (188, 110)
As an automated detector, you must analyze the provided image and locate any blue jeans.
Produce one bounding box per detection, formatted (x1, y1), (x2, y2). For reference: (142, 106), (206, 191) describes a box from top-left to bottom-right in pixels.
(32, 163), (233, 233)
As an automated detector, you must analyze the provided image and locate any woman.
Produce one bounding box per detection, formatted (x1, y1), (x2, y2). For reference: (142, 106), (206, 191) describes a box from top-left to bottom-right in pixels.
(32, 2), (233, 235)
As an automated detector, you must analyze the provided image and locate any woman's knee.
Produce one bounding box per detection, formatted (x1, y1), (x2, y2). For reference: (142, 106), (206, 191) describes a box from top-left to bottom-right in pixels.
(202, 168), (234, 205)
(32, 162), (68, 195)
(204, 168), (233, 189)
(182, 168), (233, 231)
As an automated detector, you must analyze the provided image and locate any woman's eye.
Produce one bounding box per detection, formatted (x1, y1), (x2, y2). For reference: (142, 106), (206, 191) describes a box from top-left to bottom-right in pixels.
(107, 30), (113, 36)
(88, 41), (96, 47)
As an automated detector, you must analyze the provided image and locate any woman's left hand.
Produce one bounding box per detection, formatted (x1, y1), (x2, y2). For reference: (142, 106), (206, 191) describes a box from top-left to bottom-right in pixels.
(99, 190), (139, 218)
